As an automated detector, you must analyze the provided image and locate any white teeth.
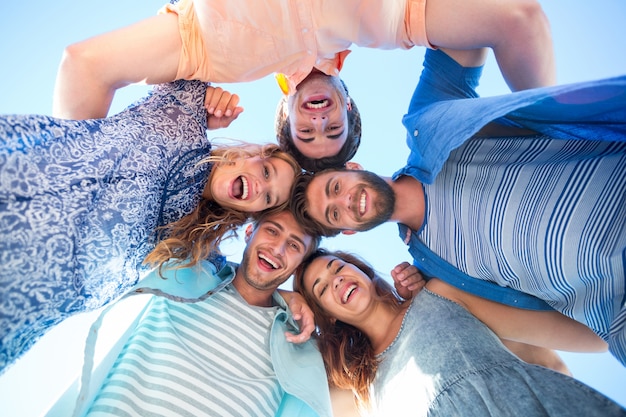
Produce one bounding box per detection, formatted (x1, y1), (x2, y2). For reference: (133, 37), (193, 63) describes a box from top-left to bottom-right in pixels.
(306, 99), (329, 109)
(241, 176), (249, 200)
(259, 253), (278, 269)
(342, 284), (357, 303)
(359, 191), (366, 215)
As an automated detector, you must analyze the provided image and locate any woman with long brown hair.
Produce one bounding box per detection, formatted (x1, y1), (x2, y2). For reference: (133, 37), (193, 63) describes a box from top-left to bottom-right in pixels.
(295, 249), (625, 416)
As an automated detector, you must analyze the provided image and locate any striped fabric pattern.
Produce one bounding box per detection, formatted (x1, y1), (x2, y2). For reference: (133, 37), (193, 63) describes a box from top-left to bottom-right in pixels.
(87, 285), (283, 417)
(421, 135), (626, 340)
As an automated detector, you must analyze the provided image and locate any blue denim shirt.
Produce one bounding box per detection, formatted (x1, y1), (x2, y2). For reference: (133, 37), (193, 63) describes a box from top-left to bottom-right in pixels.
(394, 49), (626, 185)
(393, 49), (626, 310)
(76, 259), (332, 417)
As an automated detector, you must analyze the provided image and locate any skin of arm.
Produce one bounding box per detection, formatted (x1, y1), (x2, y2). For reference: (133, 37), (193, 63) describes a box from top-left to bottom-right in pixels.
(425, 0), (556, 90)
(501, 340), (572, 376)
(53, 14), (182, 119)
(426, 278), (608, 353)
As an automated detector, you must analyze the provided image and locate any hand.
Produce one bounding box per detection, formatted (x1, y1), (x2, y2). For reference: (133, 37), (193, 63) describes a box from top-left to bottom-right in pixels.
(204, 86), (244, 130)
(282, 291), (315, 344)
(391, 262), (426, 300)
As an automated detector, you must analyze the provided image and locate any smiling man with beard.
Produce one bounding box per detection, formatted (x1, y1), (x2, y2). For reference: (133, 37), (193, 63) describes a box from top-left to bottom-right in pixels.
(290, 47), (626, 368)
(76, 209), (334, 417)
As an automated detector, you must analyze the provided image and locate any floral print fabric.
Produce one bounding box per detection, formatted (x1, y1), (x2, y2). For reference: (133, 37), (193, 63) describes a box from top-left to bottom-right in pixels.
(0, 80), (212, 373)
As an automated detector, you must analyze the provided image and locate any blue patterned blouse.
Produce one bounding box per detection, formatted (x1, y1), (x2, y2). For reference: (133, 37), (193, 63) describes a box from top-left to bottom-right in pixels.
(0, 80), (212, 372)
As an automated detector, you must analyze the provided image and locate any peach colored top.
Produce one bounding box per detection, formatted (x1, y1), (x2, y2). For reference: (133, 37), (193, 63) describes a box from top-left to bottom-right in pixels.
(160, 0), (430, 93)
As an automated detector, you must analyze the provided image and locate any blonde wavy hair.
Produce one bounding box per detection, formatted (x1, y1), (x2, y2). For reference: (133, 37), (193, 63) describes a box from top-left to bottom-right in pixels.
(144, 141), (302, 270)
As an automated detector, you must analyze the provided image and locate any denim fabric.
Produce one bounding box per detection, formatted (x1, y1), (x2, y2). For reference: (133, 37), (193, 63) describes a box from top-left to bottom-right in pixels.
(393, 49), (626, 185)
(394, 49), (626, 366)
(371, 290), (626, 416)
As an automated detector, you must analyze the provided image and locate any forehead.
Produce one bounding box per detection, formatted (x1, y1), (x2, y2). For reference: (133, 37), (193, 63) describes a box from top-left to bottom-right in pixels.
(305, 255), (334, 278)
(308, 170), (352, 196)
(257, 211), (312, 245)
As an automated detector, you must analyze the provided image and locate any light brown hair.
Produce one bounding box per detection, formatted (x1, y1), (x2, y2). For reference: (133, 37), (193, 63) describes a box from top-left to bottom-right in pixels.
(145, 143), (301, 270)
(293, 249), (407, 409)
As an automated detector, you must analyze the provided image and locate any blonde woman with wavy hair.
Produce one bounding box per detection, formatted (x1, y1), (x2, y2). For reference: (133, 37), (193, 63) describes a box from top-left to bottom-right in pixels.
(145, 141), (302, 270)
(0, 80), (301, 374)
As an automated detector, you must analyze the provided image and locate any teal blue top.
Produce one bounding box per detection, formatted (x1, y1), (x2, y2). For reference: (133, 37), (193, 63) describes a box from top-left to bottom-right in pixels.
(75, 259), (332, 417)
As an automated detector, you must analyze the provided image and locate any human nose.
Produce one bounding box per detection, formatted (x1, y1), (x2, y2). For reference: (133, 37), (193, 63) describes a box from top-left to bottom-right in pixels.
(310, 115), (328, 130)
(333, 275), (344, 289)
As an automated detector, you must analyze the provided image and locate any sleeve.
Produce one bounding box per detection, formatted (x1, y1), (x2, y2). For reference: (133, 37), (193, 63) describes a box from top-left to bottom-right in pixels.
(407, 49), (484, 114)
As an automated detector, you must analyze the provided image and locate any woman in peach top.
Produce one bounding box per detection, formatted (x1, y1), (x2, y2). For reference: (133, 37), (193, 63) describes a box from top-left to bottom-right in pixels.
(54, 0), (554, 122)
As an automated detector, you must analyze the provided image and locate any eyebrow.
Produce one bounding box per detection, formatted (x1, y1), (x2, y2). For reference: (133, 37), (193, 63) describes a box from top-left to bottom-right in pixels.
(324, 177), (333, 225)
(296, 134), (314, 143)
(268, 160), (280, 206)
(265, 219), (308, 249)
(311, 258), (336, 295)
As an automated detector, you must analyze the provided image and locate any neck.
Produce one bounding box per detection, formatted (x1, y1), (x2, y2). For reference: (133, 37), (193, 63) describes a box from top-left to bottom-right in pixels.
(232, 273), (276, 307)
(388, 175), (425, 231)
(356, 301), (408, 355)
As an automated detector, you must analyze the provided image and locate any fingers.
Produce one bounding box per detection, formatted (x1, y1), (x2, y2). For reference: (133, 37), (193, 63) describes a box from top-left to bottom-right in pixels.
(204, 86), (240, 117)
(392, 262), (426, 299)
(284, 313), (315, 344)
(205, 85), (244, 130)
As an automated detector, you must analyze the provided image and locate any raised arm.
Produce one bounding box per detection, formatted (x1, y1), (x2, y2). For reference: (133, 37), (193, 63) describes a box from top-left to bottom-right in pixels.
(501, 340), (572, 376)
(427, 278), (607, 353)
(53, 14), (182, 119)
(426, 0), (555, 90)
(277, 290), (315, 344)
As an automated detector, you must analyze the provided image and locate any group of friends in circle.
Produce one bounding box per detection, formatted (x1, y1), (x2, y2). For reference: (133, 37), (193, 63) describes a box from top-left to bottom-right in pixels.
(1, 0), (625, 416)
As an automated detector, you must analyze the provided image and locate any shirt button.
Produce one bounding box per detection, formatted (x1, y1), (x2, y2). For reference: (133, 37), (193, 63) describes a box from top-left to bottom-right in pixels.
(307, 50), (313, 55)
(413, 129), (419, 137)
(302, 28), (308, 33)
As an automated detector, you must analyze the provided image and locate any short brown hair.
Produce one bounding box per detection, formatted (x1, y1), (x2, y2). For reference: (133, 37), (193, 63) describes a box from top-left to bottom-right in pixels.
(275, 80), (362, 172)
(289, 171), (343, 237)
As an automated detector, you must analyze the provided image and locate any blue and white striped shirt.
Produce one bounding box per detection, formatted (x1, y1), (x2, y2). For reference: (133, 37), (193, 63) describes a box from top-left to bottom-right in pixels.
(420, 135), (625, 341)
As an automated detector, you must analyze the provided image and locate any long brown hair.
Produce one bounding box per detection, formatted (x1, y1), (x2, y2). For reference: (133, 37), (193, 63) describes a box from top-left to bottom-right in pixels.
(293, 249), (407, 409)
(144, 142), (301, 270)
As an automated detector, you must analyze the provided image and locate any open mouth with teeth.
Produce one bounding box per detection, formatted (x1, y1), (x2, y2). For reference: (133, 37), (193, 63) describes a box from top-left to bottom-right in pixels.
(342, 284), (358, 304)
(303, 94), (333, 111)
(305, 98), (331, 110)
(259, 253), (279, 270)
(232, 176), (249, 200)
(358, 190), (367, 216)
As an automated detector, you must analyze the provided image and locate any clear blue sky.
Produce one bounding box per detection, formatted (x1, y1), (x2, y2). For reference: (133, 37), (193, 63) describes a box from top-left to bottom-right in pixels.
(1, 0), (625, 414)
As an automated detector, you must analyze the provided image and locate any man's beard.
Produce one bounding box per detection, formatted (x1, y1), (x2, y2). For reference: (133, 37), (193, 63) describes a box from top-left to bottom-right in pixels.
(353, 170), (395, 232)
(238, 247), (289, 291)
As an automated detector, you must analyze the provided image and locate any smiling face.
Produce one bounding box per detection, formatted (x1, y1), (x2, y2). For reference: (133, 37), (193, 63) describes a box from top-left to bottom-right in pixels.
(302, 255), (375, 323)
(207, 155), (296, 212)
(287, 72), (350, 160)
(238, 210), (314, 292)
(305, 169), (396, 232)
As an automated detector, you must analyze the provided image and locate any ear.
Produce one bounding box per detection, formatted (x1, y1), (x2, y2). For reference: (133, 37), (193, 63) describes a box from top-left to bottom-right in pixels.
(345, 161), (363, 171)
(346, 97), (352, 112)
(244, 223), (254, 242)
(341, 230), (357, 236)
